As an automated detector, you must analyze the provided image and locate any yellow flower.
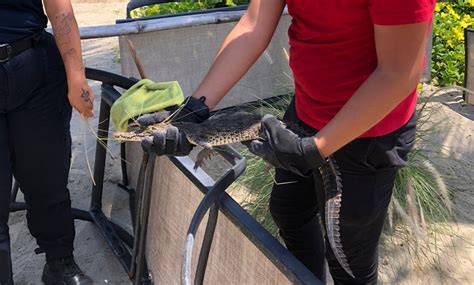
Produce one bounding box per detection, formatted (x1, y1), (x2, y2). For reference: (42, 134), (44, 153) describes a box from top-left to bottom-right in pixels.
(417, 83), (423, 91)
(452, 26), (465, 41)
(464, 15), (474, 27)
(447, 39), (454, 48)
(447, 6), (457, 16)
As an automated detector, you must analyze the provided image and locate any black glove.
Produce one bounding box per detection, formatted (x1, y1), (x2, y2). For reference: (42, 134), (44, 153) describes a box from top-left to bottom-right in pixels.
(138, 96), (210, 125)
(139, 96), (210, 156)
(245, 114), (326, 177)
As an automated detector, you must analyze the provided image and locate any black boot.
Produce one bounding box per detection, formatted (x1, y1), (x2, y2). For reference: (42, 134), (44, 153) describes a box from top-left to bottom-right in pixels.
(41, 256), (94, 285)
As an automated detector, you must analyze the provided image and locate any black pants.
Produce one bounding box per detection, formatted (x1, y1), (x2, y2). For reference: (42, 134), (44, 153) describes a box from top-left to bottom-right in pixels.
(271, 99), (416, 284)
(0, 32), (75, 283)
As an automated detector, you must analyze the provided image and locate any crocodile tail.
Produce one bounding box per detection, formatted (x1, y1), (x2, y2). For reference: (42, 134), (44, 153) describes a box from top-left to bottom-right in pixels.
(267, 120), (355, 278)
(319, 157), (355, 279)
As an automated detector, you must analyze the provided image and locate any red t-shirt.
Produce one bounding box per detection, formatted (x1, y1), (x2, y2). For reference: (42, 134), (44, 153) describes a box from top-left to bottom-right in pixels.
(286, 0), (436, 137)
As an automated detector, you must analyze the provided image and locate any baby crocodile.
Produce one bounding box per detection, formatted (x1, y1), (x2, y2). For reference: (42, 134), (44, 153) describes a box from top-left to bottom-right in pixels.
(113, 111), (263, 146)
(113, 111), (264, 168)
(112, 110), (354, 278)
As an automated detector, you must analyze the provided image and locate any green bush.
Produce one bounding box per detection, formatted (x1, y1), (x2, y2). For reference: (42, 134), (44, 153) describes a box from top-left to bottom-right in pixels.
(130, 0), (249, 18)
(431, 0), (474, 86)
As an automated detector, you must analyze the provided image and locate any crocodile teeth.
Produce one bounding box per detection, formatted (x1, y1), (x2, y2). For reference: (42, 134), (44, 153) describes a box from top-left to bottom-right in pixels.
(320, 157), (355, 279)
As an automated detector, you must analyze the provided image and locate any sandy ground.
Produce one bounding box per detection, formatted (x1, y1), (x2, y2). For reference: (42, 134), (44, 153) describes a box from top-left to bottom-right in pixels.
(377, 88), (474, 285)
(8, 1), (474, 284)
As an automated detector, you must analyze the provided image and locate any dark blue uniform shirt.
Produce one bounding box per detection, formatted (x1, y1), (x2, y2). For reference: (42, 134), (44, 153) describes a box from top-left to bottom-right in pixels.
(0, 0), (47, 43)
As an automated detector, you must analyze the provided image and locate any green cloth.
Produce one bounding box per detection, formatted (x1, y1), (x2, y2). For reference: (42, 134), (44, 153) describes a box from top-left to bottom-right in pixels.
(111, 79), (184, 132)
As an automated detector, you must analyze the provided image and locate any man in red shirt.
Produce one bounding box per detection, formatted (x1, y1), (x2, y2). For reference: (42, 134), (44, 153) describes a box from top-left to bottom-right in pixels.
(139, 0), (436, 283)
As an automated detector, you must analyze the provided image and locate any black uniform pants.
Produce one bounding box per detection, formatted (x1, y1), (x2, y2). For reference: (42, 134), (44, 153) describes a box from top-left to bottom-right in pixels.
(0, 31), (75, 283)
(271, 99), (416, 284)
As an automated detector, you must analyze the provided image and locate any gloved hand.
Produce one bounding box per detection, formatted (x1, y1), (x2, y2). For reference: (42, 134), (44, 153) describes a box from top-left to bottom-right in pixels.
(245, 114), (326, 177)
(139, 96), (210, 156)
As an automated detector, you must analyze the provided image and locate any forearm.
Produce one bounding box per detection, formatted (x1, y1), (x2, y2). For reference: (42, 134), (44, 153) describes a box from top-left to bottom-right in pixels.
(43, 0), (94, 118)
(314, 69), (421, 157)
(44, 0), (85, 85)
(192, 1), (285, 109)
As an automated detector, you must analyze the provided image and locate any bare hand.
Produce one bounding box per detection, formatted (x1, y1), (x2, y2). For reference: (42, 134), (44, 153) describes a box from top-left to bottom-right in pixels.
(68, 79), (95, 119)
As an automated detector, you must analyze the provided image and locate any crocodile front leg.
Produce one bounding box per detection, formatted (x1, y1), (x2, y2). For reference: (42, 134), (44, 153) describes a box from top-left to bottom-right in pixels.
(319, 157), (355, 279)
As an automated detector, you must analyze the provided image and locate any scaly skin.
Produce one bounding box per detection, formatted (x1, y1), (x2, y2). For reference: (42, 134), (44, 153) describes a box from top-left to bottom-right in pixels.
(113, 111), (354, 277)
(319, 157), (354, 278)
(112, 111), (263, 168)
(112, 111), (263, 146)
(286, 124), (355, 278)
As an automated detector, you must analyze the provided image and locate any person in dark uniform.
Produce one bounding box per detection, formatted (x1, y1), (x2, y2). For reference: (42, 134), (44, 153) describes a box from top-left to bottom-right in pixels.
(1, 0), (94, 284)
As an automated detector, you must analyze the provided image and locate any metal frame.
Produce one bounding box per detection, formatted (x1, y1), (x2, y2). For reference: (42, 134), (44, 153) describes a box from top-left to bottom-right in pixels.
(124, 0), (248, 20)
(179, 146), (247, 285)
(85, 68), (155, 284)
(8, 68), (151, 284)
(464, 28), (473, 103)
(172, 150), (322, 285)
(126, 0), (184, 19)
(9, 67), (321, 284)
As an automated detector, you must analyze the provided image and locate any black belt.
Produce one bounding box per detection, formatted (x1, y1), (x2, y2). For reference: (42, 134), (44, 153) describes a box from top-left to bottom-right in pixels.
(0, 34), (41, 63)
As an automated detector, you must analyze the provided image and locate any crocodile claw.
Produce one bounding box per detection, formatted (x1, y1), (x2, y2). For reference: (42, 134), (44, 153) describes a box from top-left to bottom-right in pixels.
(194, 148), (214, 170)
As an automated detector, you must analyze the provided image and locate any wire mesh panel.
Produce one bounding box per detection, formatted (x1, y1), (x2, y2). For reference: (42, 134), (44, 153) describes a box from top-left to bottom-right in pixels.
(118, 15), (294, 111)
(124, 141), (319, 284)
(465, 28), (474, 104)
(421, 27), (434, 82)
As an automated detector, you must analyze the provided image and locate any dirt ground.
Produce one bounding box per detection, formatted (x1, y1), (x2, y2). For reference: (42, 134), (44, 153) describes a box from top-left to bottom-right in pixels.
(8, 1), (474, 284)
(377, 88), (474, 285)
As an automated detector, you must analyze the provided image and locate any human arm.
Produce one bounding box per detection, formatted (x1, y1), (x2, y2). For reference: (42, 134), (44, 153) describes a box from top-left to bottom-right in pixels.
(191, 0), (286, 109)
(140, 0), (286, 125)
(248, 21), (431, 175)
(314, 22), (429, 157)
(140, 0), (286, 155)
(43, 0), (94, 118)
